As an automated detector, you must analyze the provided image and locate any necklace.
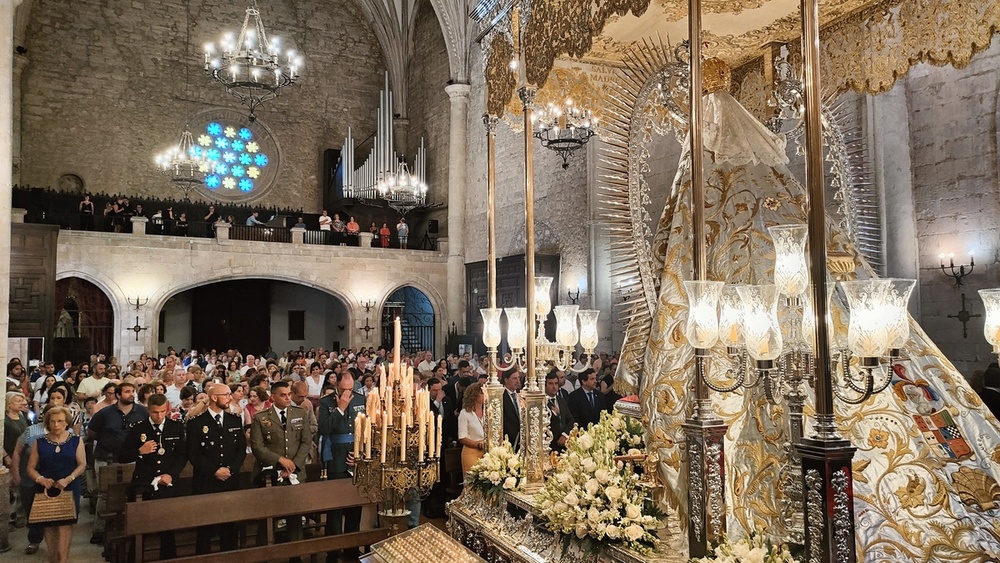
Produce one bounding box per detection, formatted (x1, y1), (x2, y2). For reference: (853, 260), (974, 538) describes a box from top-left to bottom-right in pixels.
(45, 434), (71, 453)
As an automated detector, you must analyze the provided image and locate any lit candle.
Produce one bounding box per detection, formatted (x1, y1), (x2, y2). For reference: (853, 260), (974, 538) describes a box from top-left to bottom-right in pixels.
(393, 317), (402, 368)
(353, 415), (361, 460)
(381, 409), (388, 463)
(400, 412), (407, 463)
(365, 416), (372, 459)
(428, 414), (435, 459)
(385, 386), (393, 427)
(418, 416), (426, 462)
(437, 414), (443, 457)
(379, 364), (386, 391)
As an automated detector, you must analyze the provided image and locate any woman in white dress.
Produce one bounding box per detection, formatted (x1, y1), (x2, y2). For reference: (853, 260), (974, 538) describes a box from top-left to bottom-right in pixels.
(457, 381), (487, 474)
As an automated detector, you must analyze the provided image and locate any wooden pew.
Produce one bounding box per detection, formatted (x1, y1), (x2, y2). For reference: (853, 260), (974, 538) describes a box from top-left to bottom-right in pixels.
(124, 479), (388, 562)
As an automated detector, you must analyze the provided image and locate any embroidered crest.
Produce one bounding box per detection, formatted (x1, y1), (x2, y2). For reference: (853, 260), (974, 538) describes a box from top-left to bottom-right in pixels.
(913, 408), (973, 461)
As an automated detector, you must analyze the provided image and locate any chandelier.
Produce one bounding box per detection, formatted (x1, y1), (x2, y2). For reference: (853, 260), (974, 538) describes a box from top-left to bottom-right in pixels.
(203, 0), (301, 122)
(532, 99), (596, 169)
(154, 126), (211, 200)
(377, 159), (429, 216)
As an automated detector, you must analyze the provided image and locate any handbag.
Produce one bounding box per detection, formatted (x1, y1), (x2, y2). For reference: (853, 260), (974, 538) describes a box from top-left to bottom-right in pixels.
(28, 487), (77, 524)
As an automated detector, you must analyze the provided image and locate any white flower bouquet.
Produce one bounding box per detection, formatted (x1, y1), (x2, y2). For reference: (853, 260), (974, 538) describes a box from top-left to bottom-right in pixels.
(467, 440), (524, 504)
(691, 530), (800, 563)
(535, 411), (663, 553)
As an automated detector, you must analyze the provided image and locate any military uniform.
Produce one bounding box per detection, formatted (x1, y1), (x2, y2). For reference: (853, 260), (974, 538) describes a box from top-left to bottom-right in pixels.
(250, 404), (313, 545)
(318, 390), (365, 541)
(121, 417), (187, 559)
(186, 408), (247, 554)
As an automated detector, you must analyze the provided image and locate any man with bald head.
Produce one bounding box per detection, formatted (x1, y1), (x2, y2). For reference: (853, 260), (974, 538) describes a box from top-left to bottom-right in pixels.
(290, 380), (318, 462)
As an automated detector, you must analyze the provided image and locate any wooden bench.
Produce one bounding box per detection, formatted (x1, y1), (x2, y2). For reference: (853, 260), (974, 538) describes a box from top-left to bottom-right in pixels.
(124, 479), (388, 562)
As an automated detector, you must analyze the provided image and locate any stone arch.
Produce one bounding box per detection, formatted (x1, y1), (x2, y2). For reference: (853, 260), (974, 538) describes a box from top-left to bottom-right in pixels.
(53, 274), (117, 361)
(379, 282), (443, 355)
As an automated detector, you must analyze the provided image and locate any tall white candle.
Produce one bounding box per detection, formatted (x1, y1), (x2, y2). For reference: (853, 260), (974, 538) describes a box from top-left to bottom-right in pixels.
(353, 415), (361, 460)
(393, 317), (402, 368)
(381, 410), (388, 464)
(400, 412), (408, 462)
(437, 414), (443, 457)
(385, 386), (393, 427)
(365, 416), (372, 459)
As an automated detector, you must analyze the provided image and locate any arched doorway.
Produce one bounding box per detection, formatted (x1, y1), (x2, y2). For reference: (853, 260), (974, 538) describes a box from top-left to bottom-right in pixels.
(54, 278), (114, 363)
(381, 286), (435, 354)
(159, 280), (350, 356)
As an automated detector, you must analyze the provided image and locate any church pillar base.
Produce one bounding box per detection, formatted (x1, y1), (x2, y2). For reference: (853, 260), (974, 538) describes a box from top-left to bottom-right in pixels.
(794, 432), (857, 563)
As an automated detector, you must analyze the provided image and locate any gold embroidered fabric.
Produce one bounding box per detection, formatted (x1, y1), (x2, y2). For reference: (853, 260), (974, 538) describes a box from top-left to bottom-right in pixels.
(620, 91), (1000, 559)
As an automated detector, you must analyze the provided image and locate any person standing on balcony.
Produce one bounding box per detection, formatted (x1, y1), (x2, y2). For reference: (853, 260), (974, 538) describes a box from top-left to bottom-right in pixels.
(346, 216), (360, 246)
(319, 210), (333, 231)
(332, 213), (346, 245)
(79, 195), (95, 231)
(396, 217), (409, 249)
(379, 222), (391, 248)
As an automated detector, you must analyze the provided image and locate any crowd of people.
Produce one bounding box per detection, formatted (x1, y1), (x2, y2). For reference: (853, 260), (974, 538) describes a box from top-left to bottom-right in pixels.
(2, 345), (622, 561)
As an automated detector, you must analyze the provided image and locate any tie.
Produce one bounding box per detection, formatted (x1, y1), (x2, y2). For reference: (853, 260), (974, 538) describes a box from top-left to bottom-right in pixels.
(510, 392), (519, 416)
(279, 409), (287, 428)
(214, 413), (222, 427)
(588, 392), (595, 409)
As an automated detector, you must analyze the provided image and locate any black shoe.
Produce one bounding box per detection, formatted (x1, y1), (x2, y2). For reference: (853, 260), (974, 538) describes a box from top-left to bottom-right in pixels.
(90, 533), (104, 544)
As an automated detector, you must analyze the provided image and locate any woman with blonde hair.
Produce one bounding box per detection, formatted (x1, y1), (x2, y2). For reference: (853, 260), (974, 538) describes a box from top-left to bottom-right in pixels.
(457, 381), (487, 474)
(26, 406), (87, 563)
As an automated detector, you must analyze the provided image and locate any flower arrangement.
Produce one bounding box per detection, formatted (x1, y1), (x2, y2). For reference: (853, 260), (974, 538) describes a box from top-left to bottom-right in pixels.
(467, 440), (524, 503)
(691, 530), (800, 563)
(535, 410), (662, 553)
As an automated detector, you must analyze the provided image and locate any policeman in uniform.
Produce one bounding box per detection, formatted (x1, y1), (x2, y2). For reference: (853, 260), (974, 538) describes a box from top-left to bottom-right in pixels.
(318, 371), (366, 562)
(186, 383), (246, 554)
(250, 380), (312, 544)
(122, 393), (187, 559)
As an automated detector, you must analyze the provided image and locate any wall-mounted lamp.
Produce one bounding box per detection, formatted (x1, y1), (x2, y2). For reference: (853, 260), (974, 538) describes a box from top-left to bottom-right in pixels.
(567, 287), (580, 304)
(940, 252), (975, 286)
(361, 299), (377, 314)
(127, 296), (149, 311)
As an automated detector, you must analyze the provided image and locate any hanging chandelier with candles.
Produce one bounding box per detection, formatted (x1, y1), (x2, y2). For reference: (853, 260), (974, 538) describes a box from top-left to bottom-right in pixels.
(203, 0), (301, 122)
(377, 159), (429, 216)
(533, 99), (596, 169)
(153, 126), (212, 200)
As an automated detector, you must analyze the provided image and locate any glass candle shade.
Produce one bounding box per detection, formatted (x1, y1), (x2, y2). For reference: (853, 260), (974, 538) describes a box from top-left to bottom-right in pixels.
(769, 224), (810, 297)
(683, 280), (725, 349)
(554, 305), (580, 347)
(839, 279), (893, 359)
(979, 288), (1000, 353)
(885, 279), (915, 350)
(481, 308), (502, 349)
(534, 276), (554, 319)
(577, 310), (600, 352)
(719, 284), (745, 348)
(504, 307), (528, 350)
(737, 284), (783, 361)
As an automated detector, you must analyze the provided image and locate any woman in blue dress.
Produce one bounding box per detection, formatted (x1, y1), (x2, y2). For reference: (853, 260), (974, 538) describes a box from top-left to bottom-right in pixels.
(26, 406), (87, 563)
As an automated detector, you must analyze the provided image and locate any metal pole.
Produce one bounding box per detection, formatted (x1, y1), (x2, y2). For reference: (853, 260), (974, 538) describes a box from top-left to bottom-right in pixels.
(520, 86), (538, 392)
(795, 1), (858, 560)
(484, 113), (504, 449)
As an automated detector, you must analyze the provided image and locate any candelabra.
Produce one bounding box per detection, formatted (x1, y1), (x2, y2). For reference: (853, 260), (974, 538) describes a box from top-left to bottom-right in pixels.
(154, 126), (211, 200)
(203, 0), (301, 122)
(353, 320), (442, 533)
(939, 252), (975, 286)
(532, 99), (596, 169)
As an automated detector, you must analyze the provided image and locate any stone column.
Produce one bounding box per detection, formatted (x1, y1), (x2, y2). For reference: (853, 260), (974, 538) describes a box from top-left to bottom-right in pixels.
(291, 226), (305, 245)
(445, 83), (471, 334)
(0, 1), (23, 553)
(359, 232), (374, 248)
(215, 221), (231, 241)
(11, 53), (25, 185)
(130, 216), (148, 236)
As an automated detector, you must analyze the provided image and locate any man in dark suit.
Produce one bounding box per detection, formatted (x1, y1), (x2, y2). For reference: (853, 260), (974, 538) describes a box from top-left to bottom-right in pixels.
(501, 368), (522, 450)
(251, 380), (313, 548)
(554, 369), (571, 401)
(122, 394), (186, 559)
(186, 383), (246, 554)
(319, 371), (366, 563)
(426, 377), (452, 517)
(544, 372), (575, 452)
(567, 368), (604, 429)
(982, 363), (1000, 419)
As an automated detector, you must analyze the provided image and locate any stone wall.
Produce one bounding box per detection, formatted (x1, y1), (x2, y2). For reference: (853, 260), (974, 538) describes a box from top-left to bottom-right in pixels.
(19, 0), (386, 210)
(406, 0), (451, 223)
(464, 48), (593, 314)
(902, 39), (1000, 376)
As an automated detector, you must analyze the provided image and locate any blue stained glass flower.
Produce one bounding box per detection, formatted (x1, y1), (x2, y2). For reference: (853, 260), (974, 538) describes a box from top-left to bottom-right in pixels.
(254, 154), (268, 167)
(239, 153), (252, 165)
(189, 146), (203, 158)
(222, 152), (237, 163)
(231, 165), (245, 178)
(239, 178), (253, 192)
(205, 175), (221, 189)
(215, 163), (229, 175)
(231, 140), (245, 152)
(206, 148), (221, 161)
(215, 137), (229, 149)
(207, 123), (223, 136)
(239, 128), (253, 140)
